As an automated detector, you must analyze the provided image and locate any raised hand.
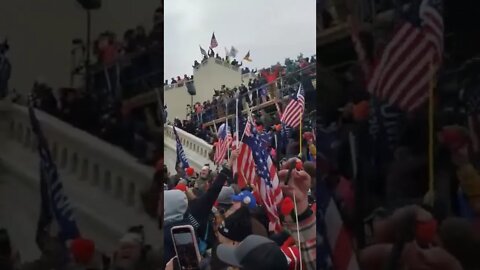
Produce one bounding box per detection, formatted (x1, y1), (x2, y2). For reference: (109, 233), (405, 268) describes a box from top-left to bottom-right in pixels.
(277, 157), (311, 214)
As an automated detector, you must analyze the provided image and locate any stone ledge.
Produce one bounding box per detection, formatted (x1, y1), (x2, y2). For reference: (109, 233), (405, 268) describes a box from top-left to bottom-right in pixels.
(0, 141), (161, 252)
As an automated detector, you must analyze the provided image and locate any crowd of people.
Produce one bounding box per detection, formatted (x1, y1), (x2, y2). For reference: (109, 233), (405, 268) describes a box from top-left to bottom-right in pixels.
(314, 81), (480, 269)
(0, 6), (163, 168)
(91, 6), (162, 100)
(312, 31), (480, 270)
(164, 75), (194, 87)
(169, 55), (316, 130)
(25, 79), (162, 167)
(164, 112), (317, 269)
(164, 49), (252, 88)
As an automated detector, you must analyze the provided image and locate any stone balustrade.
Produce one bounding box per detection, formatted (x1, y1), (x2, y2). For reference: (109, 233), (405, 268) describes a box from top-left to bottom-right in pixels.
(0, 102), (154, 210)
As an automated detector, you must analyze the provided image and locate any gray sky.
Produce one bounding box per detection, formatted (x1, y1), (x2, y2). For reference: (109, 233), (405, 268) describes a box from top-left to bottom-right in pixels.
(164, 0), (316, 80)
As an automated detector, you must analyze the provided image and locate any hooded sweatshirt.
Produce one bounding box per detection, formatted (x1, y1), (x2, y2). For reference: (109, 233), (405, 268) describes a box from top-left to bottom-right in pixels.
(163, 190), (190, 262)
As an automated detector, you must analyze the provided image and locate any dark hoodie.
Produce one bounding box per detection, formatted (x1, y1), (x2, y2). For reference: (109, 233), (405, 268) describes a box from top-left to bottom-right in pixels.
(188, 167), (231, 249)
(164, 168), (231, 264)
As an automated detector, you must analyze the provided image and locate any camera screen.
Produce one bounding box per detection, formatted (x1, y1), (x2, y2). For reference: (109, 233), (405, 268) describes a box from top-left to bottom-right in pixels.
(173, 232), (200, 270)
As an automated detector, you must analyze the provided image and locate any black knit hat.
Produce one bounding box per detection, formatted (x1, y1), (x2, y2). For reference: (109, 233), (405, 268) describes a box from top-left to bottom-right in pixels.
(216, 235), (288, 270)
(218, 206), (252, 242)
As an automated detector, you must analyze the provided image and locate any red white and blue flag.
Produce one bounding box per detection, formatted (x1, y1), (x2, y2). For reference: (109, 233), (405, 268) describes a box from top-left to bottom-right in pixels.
(233, 118), (255, 189)
(351, 0), (443, 112)
(214, 123), (232, 164)
(317, 175), (359, 270)
(242, 119), (283, 232)
(210, 32), (218, 49)
(281, 84), (305, 128)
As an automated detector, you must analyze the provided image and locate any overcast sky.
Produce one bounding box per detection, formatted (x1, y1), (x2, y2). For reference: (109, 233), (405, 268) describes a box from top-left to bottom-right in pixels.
(164, 0), (316, 80)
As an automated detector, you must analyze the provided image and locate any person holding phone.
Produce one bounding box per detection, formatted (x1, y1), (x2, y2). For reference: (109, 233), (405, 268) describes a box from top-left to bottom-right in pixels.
(164, 150), (239, 265)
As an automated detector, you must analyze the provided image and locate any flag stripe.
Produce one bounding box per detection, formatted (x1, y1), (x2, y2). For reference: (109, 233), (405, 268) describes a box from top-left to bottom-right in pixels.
(210, 33), (218, 48)
(364, 0), (443, 112)
(281, 85), (305, 128)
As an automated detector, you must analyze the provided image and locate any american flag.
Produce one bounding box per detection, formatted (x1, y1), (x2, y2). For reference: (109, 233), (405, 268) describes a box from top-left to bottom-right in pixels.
(28, 103), (80, 247)
(232, 141), (256, 189)
(281, 84), (305, 128)
(173, 125), (190, 169)
(317, 175), (359, 270)
(242, 121), (283, 232)
(352, 0), (443, 112)
(214, 123), (232, 164)
(210, 32), (218, 49)
(465, 83), (480, 154)
(233, 119), (255, 189)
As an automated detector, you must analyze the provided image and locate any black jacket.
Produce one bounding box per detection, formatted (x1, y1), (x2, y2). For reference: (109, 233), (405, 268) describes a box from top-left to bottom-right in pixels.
(189, 168), (231, 248)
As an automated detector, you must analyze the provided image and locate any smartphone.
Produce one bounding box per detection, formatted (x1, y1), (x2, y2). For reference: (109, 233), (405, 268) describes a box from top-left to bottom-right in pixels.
(171, 225), (201, 270)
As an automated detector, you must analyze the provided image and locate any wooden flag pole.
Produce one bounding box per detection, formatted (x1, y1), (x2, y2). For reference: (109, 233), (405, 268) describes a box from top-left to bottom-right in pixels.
(236, 98), (239, 147)
(298, 113), (303, 158)
(226, 102), (230, 160)
(427, 62), (436, 207)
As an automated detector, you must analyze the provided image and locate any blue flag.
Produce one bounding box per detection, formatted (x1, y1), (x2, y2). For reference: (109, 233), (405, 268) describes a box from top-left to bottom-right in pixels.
(28, 105), (80, 247)
(173, 125), (190, 169)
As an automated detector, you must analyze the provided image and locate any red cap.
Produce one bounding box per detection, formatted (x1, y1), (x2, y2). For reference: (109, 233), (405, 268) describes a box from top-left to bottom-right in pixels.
(175, 183), (187, 192)
(185, 167), (195, 177)
(70, 238), (95, 264)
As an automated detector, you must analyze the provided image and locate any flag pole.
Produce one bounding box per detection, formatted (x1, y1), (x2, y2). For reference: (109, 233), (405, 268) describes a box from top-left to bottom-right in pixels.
(241, 102), (253, 142)
(427, 62), (436, 207)
(298, 113), (303, 158)
(226, 101), (230, 160)
(274, 98), (282, 119)
(236, 98), (239, 147)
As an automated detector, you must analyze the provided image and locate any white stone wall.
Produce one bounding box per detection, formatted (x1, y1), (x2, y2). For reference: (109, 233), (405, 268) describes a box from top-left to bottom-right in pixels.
(164, 58), (244, 121)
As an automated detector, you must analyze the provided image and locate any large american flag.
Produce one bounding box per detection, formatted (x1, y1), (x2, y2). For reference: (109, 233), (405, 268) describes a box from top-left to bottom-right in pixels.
(214, 123), (232, 164)
(173, 125), (190, 169)
(210, 32), (218, 49)
(317, 175), (359, 270)
(352, 0), (443, 112)
(28, 103), (80, 247)
(242, 120), (283, 232)
(281, 84), (305, 127)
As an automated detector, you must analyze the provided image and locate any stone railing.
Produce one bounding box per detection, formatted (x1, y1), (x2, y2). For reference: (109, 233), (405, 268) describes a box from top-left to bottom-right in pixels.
(0, 102), (154, 210)
(164, 125), (213, 169)
(0, 101), (161, 251)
